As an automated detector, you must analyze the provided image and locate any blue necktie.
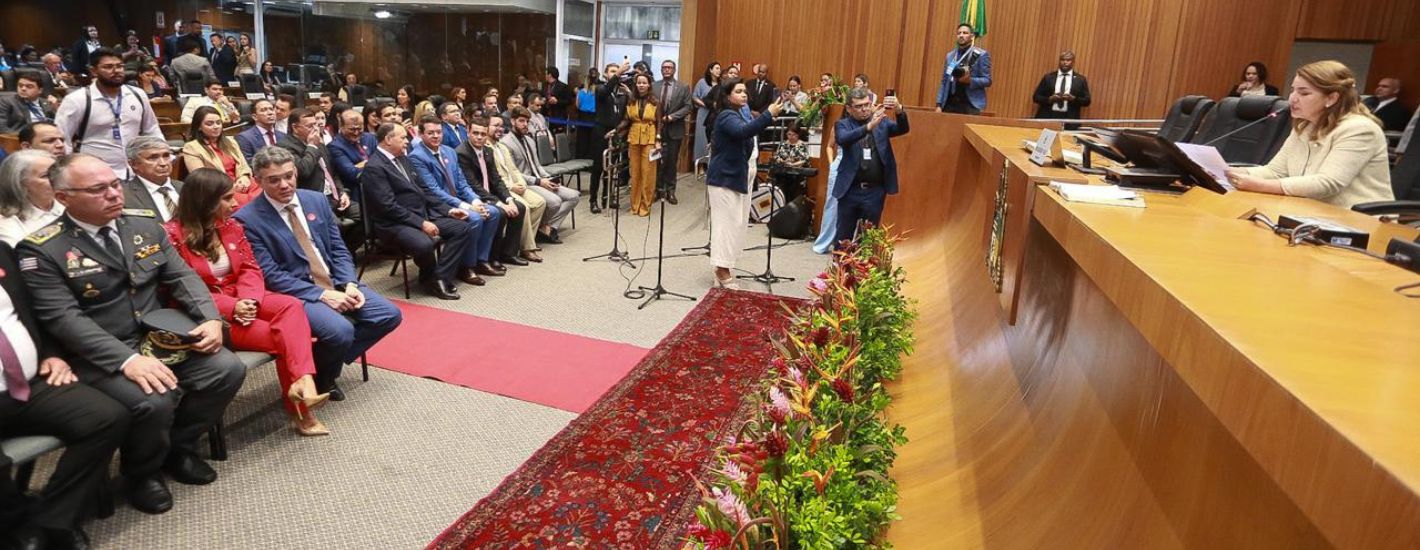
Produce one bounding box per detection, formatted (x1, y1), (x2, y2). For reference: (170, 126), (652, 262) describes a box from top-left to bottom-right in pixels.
(26, 101), (46, 122)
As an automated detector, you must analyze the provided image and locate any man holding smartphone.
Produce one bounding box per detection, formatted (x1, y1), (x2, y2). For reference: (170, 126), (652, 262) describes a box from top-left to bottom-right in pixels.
(831, 88), (910, 245)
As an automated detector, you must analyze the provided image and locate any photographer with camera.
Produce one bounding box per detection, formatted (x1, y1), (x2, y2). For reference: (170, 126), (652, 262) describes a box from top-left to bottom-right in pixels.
(935, 24), (992, 115)
(590, 59), (632, 213)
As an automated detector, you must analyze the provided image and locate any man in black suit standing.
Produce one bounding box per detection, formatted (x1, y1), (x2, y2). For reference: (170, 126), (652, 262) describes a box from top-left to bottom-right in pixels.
(208, 34), (237, 84)
(1363, 78), (1411, 132)
(0, 242), (129, 550)
(162, 20), (186, 67)
(541, 66), (574, 123)
(361, 123), (474, 300)
(1032, 51), (1092, 129)
(747, 63), (779, 116)
(0, 71), (56, 134)
(656, 60), (692, 204)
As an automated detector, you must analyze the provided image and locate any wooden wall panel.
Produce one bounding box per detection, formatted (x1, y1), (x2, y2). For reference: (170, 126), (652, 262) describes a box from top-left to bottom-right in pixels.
(1295, 0), (1398, 41)
(691, 0), (1304, 120)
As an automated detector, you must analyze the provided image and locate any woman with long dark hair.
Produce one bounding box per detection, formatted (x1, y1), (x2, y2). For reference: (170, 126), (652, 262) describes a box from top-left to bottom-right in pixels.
(235, 33), (257, 76)
(1228, 61), (1279, 97)
(162, 168), (331, 435)
(181, 106), (259, 205)
(615, 72), (663, 216)
(259, 60), (281, 92)
(396, 85), (418, 121)
(706, 78), (784, 288)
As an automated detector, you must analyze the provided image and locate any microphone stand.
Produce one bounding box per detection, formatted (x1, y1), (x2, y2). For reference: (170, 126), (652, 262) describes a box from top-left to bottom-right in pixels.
(582, 140), (636, 267)
(737, 164), (795, 285)
(636, 194), (697, 310)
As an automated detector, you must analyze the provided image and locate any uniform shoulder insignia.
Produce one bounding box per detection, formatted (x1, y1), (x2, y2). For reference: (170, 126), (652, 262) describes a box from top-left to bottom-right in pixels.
(122, 208), (157, 218)
(24, 224), (62, 245)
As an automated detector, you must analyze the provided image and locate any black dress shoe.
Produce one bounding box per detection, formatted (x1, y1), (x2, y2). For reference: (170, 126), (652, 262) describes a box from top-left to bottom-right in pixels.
(164, 453), (217, 485)
(535, 231), (562, 245)
(327, 383), (346, 402)
(459, 269), (487, 286)
(126, 476), (173, 514)
(667, 193), (679, 205)
(500, 255), (529, 267)
(473, 263), (505, 277)
(489, 259), (506, 270)
(43, 527), (89, 550)
(590, 203), (602, 214)
(422, 280), (459, 300)
(7, 525), (45, 550)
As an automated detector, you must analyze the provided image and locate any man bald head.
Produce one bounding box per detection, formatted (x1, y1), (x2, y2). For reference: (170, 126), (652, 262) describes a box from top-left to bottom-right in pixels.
(1374, 78), (1401, 100)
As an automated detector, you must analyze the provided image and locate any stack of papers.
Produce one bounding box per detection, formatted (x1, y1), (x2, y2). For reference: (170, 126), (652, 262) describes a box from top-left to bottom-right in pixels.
(1048, 182), (1146, 208)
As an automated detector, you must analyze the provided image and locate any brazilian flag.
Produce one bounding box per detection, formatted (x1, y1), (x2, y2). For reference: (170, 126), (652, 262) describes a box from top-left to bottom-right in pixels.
(961, 0), (987, 36)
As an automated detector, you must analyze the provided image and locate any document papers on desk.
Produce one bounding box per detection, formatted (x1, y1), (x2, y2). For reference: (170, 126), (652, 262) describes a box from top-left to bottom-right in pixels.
(1174, 143), (1237, 191)
(1048, 181), (1146, 208)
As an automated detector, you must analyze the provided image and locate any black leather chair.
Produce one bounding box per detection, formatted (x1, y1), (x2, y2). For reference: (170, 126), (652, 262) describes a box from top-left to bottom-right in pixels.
(179, 72), (207, 95)
(1156, 95), (1215, 143)
(1352, 149), (1420, 224)
(239, 73), (265, 96)
(1189, 95), (1291, 165)
(344, 84), (369, 108)
(276, 83), (303, 107)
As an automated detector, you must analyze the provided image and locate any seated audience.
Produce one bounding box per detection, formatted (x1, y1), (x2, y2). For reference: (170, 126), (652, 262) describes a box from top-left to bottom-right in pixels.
(1226, 60), (1394, 208)
(337, 73), (360, 103)
(475, 92), (499, 121)
(327, 109), (378, 196)
(0, 150), (62, 245)
(457, 117), (529, 268)
(502, 108), (579, 242)
(486, 116), (548, 260)
(501, 93), (525, 127)
(774, 125), (810, 167)
(526, 93), (552, 138)
(395, 85), (418, 121)
(277, 107), (363, 247)
(163, 168), (331, 436)
(180, 80), (240, 124)
(1229, 61), (1279, 97)
(17, 122), (67, 157)
(439, 102), (469, 149)
(0, 238), (128, 550)
(273, 94), (295, 134)
(39, 53), (75, 95)
(235, 146), (402, 399)
(1363, 78), (1410, 132)
(782, 75), (809, 116)
(259, 60), (282, 92)
(236, 98), (287, 164)
(363, 123), (476, 299)
(408, 116), (507, 283)
(19, 153), (247, 516)
(364, 107), (383, 134)
(132, 64), (166, 99)
(0, 71), (56, 133)
(182, 105), (259, 205)
(123, 136), (184, 223)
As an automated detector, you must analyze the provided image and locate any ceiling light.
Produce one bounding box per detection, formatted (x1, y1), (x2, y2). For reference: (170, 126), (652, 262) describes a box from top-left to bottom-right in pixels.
(373, 10), (392, 18)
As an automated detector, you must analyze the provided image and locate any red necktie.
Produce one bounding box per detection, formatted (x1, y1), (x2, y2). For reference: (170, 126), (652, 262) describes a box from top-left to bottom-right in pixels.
(266, 129), (276, 145)
(0, 326), (30, 402)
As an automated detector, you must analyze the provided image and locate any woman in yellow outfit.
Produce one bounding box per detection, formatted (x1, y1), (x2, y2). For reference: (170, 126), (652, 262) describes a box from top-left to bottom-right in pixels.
(616, 72), (663, 216)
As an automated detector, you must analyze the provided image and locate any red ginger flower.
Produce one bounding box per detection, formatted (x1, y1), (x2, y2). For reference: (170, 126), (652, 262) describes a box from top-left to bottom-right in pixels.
(705, 530), (733, 549)
(765, 429), (788, 458)
(831, 378), (855, 403)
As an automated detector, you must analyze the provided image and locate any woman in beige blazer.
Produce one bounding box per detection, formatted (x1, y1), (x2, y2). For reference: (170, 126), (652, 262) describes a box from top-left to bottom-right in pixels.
(1226, 60), (1393, 208)
(181, 105), (260, 206)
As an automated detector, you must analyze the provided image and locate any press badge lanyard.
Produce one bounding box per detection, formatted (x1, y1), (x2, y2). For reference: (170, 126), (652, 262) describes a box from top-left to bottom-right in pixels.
(98, 90), (123, 141)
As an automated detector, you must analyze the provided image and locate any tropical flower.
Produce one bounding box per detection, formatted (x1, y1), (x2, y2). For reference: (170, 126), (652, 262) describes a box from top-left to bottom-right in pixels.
(721, 460), (747, 484)
(712, 487), (751, 528)
(765, 429), (788, 458)
(807, 276), (829, 294)
(831, 378), (855, 403)
(705, 530), (733, 549)
(767, 387), (791, 424)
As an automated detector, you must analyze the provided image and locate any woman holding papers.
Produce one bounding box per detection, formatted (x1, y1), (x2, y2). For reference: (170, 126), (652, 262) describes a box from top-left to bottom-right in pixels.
(1225, 60), (1393, 208)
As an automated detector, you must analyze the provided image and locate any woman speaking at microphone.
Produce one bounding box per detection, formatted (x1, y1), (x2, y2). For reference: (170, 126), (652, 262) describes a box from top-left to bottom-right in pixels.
(1225, 60), (1393, 208)
(705, 78), (784, 289)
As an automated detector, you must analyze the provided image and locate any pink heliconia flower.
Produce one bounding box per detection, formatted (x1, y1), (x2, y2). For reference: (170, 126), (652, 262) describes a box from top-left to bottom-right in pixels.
(712, 487), (752, 528)
(807, 276), (829, 294)
(768, 387), (791, 423)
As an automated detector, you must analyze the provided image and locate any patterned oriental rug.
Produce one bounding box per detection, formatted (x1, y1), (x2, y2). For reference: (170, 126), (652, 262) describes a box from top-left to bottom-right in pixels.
(427, 289), (807, 549)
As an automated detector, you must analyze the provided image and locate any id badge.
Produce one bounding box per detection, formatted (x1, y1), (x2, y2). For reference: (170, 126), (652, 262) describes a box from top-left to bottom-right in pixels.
(862, 146), (872, 161)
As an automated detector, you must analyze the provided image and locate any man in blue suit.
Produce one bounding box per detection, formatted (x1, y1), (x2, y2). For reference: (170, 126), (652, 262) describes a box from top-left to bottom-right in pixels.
(408, 115), (505, 283)
(327, 109), (378, 199)
(833, 88), (909, 245)
(439, 103), (469, 150)
(935, 24), (992, 115)
(235, 98), (285, 164)
(234, 146), (401, 400)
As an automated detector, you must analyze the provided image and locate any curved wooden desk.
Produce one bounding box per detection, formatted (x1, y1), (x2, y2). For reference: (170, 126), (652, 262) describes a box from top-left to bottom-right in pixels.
(884, 112), (1420, 549)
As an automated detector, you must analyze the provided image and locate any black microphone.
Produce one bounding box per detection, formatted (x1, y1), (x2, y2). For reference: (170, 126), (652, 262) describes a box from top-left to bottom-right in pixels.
(1201, 106), (1287, 146)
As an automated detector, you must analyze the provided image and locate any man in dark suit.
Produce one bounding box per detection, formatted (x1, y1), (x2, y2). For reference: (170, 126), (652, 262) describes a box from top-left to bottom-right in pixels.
(38, 54), (73, 98)
(236, 98), (286, 164)
(0, 71), (56, 134)
(455, 116), (527, 270)
(207, 34), (236, 84)
(1031, 51), (1092, 126)
(935, 24), (992, 115)
(746, 63), (779, 115)
(327, 109), (378, 199)
(542, 66), (575, 123)
(832, 88), (909, 245)
(162, 20), (187, 67)
(276, 108), (363, 247)
(18, 154), (247, 516)
(439, 103), (469, 150)
(362, 123), (475, 299)
(0, 241), (129, 550)
(1364, 78), (1411, 132)
(235, 146), (400, 399)
(656, 60), (693, 203)
(122, 136), (184, 223)
(409, 116), (505, 282)
(590, 61), (631, 212)
(185, 20), (208, 59)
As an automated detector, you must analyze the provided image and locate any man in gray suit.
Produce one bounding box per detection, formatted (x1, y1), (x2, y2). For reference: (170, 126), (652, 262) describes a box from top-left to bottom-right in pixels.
(169, 37), (217, 92)
(0, 71), (56, 134)
(499, 107), (580, 240)
(18, 154), (246, 516)
(121, 136), (184, 223)
(656, 60), (693, 204)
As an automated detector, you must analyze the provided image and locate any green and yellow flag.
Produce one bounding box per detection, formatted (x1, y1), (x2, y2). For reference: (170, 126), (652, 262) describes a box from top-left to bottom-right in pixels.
(961, 0), (988, 37)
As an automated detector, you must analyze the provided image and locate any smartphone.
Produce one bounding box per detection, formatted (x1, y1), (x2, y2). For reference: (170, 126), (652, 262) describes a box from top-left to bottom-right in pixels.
(885, 88), (897, 97)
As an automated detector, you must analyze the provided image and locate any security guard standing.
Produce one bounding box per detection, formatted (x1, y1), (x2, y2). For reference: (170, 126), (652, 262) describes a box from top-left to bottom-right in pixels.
(17, 154), (246, 516)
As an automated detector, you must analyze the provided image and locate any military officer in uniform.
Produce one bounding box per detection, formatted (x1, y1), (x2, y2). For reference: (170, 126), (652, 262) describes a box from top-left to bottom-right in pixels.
(17, 153), (246, 516)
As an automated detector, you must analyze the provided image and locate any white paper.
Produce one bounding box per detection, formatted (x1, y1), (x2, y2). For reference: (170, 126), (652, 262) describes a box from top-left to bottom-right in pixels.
(1174, 143), (1235, 191)
(1048, 181), (1139, 201)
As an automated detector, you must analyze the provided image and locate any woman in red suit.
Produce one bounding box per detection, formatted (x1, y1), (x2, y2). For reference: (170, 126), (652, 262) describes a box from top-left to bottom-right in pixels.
(163, 168), (332, 436)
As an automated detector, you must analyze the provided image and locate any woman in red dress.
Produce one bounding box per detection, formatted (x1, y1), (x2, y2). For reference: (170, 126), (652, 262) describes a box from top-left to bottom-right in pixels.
(163, 168), (331, 436)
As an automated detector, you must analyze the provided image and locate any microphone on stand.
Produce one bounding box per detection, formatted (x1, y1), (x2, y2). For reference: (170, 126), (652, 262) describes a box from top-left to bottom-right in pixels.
(1201, 106), (1288, 146)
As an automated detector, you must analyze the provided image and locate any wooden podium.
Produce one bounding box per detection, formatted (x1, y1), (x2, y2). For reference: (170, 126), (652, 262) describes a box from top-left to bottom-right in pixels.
(883, 110), (1420, 549)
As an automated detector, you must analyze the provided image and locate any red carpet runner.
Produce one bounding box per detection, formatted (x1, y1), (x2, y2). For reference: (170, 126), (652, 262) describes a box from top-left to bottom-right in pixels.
(428, 289), (807, 549)
(366, 301), (647, 413)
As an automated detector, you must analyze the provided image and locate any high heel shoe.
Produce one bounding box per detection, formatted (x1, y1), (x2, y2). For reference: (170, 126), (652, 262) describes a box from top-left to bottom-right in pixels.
(289, 416), (331, 437)
(287, 378), (331, 413)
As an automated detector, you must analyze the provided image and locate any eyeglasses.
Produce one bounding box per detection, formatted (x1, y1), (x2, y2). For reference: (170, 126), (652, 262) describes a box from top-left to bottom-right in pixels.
(94, 63), (124, 71)
(61, 180), (123, 196)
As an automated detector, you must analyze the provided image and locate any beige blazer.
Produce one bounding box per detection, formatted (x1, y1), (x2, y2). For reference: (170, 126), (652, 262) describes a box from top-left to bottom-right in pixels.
(1244, 113), (1394, 208)
(181, 137), (254, 187)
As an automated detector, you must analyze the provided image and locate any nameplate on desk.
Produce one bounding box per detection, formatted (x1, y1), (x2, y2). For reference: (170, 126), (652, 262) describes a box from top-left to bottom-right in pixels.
(227, 81), (240, 88)
(308, 92), (322, 99)
(1029, 129), (1061, 167)
(245, 93), (268, 101)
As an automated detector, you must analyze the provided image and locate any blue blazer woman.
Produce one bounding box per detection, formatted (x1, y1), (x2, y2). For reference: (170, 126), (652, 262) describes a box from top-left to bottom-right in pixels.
(706, 106), (773, 193)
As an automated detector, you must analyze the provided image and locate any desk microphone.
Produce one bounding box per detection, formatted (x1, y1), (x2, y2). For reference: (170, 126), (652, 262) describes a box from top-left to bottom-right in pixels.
(1201, 106), (1287, 146)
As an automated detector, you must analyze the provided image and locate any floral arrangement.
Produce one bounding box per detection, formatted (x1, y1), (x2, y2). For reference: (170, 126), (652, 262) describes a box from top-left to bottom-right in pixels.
(686, 225), (917, 549)
(798, 79), (852, 130)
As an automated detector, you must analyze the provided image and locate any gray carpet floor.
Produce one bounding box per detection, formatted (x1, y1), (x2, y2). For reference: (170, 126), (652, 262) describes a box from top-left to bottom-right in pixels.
(25, 174), (829, 549)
